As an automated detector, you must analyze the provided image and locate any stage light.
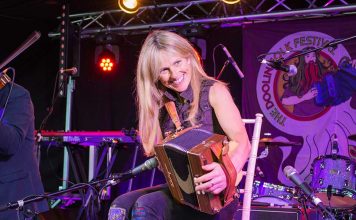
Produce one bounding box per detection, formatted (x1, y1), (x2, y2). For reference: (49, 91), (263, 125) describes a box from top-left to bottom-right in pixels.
(95, 33), (120, 73)
(222, 0), (241, 4)
(97, 48), (116, 72)
(118, 0), (139, 14)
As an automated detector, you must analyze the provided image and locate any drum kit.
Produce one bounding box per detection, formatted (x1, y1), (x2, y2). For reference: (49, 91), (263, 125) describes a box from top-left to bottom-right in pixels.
(250, 134), (356, 219)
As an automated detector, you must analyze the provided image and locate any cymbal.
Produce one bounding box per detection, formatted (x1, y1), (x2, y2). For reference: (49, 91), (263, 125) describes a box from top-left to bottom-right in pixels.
(349, 134), (356, 141)
(259, 137), (301, 148)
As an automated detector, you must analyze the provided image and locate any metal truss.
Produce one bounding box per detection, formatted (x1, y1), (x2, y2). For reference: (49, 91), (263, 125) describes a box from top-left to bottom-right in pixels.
(49, 0), (356, 37)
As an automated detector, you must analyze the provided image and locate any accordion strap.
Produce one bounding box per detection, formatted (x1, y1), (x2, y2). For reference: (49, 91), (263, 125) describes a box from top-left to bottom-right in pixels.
(210, 140), (237, 205)
(164, 101), (183, 131)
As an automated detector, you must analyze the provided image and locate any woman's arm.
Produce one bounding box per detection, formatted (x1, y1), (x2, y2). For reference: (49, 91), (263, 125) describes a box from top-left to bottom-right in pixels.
(281, 87), (318, 105)
(209, 82), (251, 173)
(194, 82), (251, 194)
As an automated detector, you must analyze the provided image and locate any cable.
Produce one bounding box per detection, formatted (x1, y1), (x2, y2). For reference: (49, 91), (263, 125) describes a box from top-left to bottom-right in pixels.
(300, 197), (310, 220)
(212, 44), (220, 78)
(45, 141), (65, 181)
(324, 129), (332, 155)
(299, 135), (312, 175)
(335, 121), (351, 155)
(37, 70), (60, 132)
(336, 120), (351, 135)
(344, 110), (356, 125)
(74, 182), (100, 220)
(0, 68), (15, 122)
(312, 134), (320, 158)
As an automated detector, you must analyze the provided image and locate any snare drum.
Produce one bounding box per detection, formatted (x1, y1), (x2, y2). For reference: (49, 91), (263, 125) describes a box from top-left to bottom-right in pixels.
(310, 155), (356, 208)
(252, 181), (297, 206)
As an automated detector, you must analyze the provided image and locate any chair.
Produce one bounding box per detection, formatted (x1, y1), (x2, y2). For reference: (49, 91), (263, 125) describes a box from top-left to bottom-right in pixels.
(241, 113), (264, 220)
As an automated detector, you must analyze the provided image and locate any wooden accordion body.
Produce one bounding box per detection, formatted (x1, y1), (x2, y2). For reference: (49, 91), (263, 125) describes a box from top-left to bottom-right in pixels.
(155, 128), (237, 215)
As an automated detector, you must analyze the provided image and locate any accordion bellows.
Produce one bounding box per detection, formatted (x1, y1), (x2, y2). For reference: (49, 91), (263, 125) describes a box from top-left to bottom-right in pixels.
(155, 128), (237, 215)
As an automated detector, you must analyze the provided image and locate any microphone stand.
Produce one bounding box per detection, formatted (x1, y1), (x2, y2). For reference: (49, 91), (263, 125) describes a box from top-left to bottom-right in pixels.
(0, 172), (135, 218)
(296, 192), (310, 220)
(216, 60), (230, 79)
(295, 190), (336, 220)
(277, 35), (356, 63)
(0, 31), (41, 70)
(257, 34), (356, 65)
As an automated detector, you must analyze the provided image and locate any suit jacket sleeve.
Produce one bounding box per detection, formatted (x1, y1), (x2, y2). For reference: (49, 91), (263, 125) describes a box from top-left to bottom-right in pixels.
(0, 87), (33, 156)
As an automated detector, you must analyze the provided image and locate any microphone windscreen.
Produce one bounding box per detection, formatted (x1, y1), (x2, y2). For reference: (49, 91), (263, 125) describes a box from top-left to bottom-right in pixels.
(283, 165), (295, 177)
(288, 65), (298, 76)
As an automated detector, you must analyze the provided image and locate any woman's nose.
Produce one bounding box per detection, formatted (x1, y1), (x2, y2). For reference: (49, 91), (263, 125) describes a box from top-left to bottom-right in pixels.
(169, 67), (179, 78)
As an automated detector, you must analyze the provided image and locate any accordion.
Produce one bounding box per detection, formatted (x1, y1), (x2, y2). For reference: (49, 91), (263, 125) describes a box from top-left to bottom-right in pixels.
(155, 128), (238, 214)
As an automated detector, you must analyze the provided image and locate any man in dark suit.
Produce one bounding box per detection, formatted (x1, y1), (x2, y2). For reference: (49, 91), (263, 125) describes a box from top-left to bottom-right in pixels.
(0, 81), (48, 219)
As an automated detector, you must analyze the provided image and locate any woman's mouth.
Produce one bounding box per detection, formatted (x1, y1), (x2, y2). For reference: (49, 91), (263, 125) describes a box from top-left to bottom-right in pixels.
(171, 74), (185, 86)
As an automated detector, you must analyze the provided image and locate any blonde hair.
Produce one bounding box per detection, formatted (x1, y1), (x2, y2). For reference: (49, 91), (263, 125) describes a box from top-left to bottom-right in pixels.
(136, 30), (217, 156)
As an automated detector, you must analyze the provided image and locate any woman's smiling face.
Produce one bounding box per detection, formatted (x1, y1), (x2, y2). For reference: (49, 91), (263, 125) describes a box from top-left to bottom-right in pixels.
(158, 51), (192, 92)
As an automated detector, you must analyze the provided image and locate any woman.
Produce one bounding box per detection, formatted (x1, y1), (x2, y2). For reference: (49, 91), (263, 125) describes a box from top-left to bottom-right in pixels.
(109, 30), (250, 220)
(281, 48), (326, 116)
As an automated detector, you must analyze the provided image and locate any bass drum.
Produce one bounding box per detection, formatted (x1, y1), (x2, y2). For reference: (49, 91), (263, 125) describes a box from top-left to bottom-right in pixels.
(310, 154), (356, 209)
(252, 181), (297, 207)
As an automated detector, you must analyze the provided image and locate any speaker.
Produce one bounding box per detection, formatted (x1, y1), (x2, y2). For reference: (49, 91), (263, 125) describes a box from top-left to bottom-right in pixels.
(233, 206), (302, 220)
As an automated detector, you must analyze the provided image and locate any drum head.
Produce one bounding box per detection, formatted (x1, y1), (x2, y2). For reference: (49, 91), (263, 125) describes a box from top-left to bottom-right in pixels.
(253, 196), (296, 207)
(310, 155), (355, 191)
(316, 192), (356, 209)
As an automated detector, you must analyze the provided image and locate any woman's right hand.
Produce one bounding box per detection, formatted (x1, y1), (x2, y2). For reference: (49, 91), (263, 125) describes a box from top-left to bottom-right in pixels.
(302, 87), (318, 101)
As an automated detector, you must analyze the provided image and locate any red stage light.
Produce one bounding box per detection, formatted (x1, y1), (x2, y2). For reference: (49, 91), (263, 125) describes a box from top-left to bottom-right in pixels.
(97, 49), (116, 72)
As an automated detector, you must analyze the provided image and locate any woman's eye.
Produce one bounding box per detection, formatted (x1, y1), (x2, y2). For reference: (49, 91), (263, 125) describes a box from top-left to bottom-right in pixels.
(174, 60), (181, 66)
(160, 69), (169, 75)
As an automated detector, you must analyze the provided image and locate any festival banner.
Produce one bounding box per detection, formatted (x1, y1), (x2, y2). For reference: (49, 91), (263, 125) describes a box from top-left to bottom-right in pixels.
(242, 16), (356, 189)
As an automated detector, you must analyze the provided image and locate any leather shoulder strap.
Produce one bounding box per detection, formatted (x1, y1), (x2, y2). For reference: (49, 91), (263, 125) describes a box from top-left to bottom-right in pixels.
(164, 101), (182, 131)
(210, 138), (238, 205)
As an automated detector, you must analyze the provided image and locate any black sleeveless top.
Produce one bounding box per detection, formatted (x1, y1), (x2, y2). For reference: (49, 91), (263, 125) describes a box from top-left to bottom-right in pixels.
(159, 79), (224, 138)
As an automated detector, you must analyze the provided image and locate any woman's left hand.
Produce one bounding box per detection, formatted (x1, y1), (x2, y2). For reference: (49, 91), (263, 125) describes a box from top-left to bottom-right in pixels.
(194, 162), (227, 195)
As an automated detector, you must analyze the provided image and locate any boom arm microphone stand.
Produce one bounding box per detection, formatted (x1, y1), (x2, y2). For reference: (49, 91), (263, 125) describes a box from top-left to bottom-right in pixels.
(0, 171), (138, 217)
(259, 35), (356, 64)
(0, 31), (41, 70)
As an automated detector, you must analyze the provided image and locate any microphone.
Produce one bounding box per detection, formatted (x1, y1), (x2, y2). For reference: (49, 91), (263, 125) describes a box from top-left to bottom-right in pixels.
(59, 67), (77, 75)
(221, 45), (244, 78)
(283, 166), (324, 207)
(111, 157), (158, 181)
(284, 166), (336, 220)
(261, 59), (297, 76)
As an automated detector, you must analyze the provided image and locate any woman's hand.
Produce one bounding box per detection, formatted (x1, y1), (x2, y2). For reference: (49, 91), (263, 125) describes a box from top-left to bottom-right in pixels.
(194, 162), (227, 195)
(302, 87), (318, 101)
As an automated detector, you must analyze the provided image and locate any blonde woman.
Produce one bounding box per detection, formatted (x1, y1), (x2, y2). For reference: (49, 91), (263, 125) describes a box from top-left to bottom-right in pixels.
(109, 30), (250, 220)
